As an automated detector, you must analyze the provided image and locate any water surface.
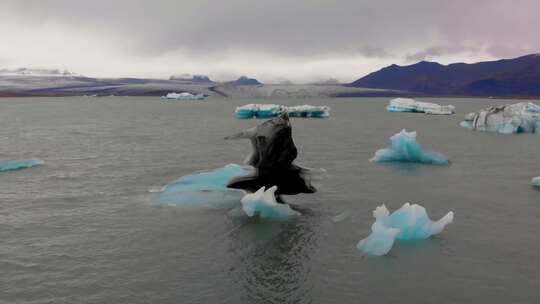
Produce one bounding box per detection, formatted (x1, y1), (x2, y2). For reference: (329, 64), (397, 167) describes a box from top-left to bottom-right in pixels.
(1, 97), (539, 303)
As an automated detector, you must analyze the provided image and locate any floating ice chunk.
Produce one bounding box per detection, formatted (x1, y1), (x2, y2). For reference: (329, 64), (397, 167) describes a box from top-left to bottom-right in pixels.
(234, 104), (330, 119)
(531, 177), (540, 189)
(356, 205), (400, 256)
(240, 186), (300, 220)
(388, 203), (454, 240)
(234, 104), (284, 119)
(387, 98), (455, 115)
(461, 102), (540, 134)
(0, 159), (43, 172)
(157, 164), (253, 208)
(357, 203), (454, 256)
(286, 105), (330, 118)
(370, 129), (449, 165)
(161, 92), (206, 100)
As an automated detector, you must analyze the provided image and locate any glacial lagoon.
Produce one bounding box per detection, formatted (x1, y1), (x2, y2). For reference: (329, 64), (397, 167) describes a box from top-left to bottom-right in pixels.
(1, 96), (540, 303)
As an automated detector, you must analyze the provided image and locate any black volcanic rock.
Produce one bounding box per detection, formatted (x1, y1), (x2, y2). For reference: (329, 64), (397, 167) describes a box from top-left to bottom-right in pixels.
(230, 76), (262, 86)
(348, 54), (540, 96)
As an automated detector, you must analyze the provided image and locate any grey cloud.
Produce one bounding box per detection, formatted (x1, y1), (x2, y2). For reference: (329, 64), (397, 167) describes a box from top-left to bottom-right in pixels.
(1, 0), (540, 80)
(405, 45), (481, 62)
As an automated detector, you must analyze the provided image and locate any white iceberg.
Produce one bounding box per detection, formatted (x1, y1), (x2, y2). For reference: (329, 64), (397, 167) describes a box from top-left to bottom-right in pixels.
(357, 203), (454, 256)
(370, 129), (449, 165)
(240, 186), (300, 220)
(234, 104), (330, 119)
(531, 177), (540, 188)
(161, 92), (206, 100)
(387, 98), (455, 115)
(460, 102), (540, 134)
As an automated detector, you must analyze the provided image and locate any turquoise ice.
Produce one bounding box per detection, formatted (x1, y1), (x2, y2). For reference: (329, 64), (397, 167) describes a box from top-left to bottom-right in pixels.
(157, 164), (253, 208)
(357, 203), (454, 256)
(356, 205), (400, 256)
(370, 129), (449, 165)
(0, 159), (43, 172)
(240, 186), (299, 220)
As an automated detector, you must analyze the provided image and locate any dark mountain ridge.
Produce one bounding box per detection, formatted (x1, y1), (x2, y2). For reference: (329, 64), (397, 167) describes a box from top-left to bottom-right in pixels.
(348, 54), (540, 96)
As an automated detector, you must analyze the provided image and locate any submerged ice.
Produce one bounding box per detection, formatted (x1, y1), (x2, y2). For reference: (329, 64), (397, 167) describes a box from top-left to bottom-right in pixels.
(234, 104), (330, 119)
(241, 186), (300, 220)
(460, 102), (540, 134)
(370, 129), (449, 165)
(357, 203), (454, 256)
(0, 159), (43, 172)
(387, 98), (455, 115)
(157, 164), (253, 208)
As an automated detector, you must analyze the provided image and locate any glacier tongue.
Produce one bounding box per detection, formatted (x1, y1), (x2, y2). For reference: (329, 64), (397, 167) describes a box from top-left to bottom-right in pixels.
(357, 203), (454, 256)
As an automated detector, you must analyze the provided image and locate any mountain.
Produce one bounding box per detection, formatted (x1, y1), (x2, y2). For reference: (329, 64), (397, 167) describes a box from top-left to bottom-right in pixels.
(348, 54), (540, 96)
(169, 74), (213, 83)
(229, 76), (262, 86)
(0, 68), (83, 78)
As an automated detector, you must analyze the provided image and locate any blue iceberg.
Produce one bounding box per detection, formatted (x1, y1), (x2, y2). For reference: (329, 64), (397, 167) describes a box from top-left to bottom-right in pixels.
(370, 129), (449, 165)
(357, 203), (454, 256)
(234, 104), (330, 119)
(157, 164), (253, 208)
(235, 104), (284, 119)
(240, 186), (299, 220)
(0, 159), (43, 172)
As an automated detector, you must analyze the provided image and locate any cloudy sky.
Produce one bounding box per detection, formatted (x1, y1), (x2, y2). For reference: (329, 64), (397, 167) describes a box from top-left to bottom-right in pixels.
(1, 0), (539, 83)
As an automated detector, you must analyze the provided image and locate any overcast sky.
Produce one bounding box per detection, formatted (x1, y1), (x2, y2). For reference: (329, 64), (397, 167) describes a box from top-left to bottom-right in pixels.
(1, 0), (539, 83)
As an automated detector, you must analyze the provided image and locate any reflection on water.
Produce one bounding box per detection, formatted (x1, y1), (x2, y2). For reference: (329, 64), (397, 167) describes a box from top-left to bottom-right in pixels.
(227, 218), (317, 303)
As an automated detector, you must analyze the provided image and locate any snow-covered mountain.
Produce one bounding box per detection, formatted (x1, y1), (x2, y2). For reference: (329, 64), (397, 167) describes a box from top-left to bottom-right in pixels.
(0, 68), (83, 78)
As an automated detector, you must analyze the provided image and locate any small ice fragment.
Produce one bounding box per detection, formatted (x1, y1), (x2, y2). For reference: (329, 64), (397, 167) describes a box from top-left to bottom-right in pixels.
(240, 186), (300, 220)
(0, 159), (43, 172)
(387, 98), (455, 115)
(531, 177), (540, 188)
(461, 102), (540, 134)
(370, 129), (449, 165)
(332, 210), (351, 223)
(357, 203), (454, 256)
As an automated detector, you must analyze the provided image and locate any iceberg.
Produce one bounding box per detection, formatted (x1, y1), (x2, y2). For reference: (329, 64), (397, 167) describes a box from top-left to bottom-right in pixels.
(387, 98), (455, 115)
(357, 203), (454, 256)
(161, 92), (206, 100)
(0, 159), (43, 172)
(234, 104), (330, 119)
(531, 177), (540, 188)
(240, 186), (300, 220)
(286, 105), (330, 118)
(460, 102), (540, 134)
(157, 164), (253, 208)
(234, 104), (284, 119)
(370, 129), (449, 165)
